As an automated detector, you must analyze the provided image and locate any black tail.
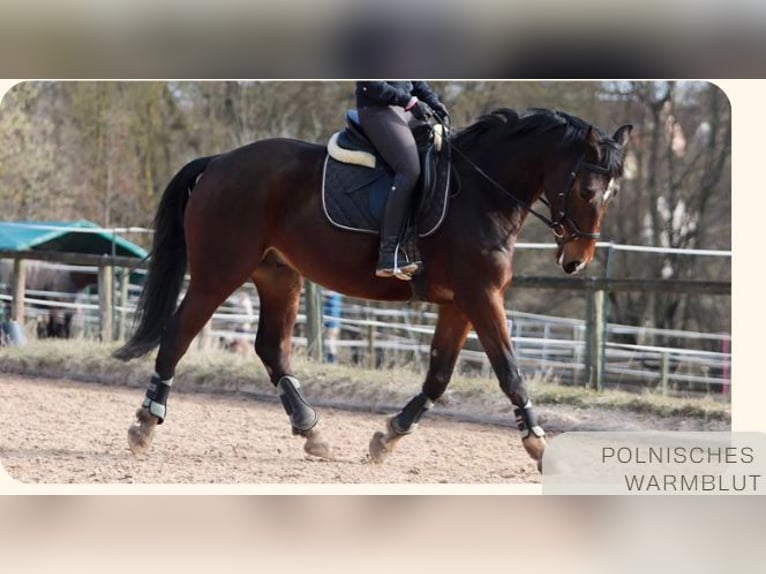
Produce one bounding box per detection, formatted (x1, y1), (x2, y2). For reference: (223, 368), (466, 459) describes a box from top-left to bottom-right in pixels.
(113, 155), (217, 361)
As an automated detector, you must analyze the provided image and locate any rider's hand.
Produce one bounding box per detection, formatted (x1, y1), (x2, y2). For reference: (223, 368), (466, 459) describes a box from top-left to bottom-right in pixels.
(405, 97), (433, 121)
(433, 102), (450, 123)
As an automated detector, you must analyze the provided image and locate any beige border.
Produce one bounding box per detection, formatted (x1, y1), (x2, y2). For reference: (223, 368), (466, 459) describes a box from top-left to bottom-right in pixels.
(0, 80), (750, 496)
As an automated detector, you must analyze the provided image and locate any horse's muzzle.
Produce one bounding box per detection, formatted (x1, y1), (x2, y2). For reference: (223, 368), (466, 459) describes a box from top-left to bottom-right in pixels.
(562, 259), (585, 274)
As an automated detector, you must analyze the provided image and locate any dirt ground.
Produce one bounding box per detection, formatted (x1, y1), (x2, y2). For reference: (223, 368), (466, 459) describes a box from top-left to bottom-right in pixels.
(0, 374), (544, 484)
(0, 373), (728, 485)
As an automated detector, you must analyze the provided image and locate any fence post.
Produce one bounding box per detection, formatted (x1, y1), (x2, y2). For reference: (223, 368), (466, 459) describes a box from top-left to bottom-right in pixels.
(304, 280), (323, 361)
(585, 288), (605, 390)
(660, 352), (669, 396)
(11, 256), (26, 322)
(584, 288), (593, 387)
(97, 258), (113, 342)
(117, 268), (129, 341)
(573, 323), (584, 385)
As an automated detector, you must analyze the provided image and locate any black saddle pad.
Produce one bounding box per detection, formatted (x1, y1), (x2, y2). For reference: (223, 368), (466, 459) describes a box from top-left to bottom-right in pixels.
(321, 134), (451, 238)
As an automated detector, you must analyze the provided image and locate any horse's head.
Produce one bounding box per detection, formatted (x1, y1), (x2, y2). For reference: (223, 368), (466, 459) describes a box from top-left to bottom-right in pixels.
(545, 123), (633, 274)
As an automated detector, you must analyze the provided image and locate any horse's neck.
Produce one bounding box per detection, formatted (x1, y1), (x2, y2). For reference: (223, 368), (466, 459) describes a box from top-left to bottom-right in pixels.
(458, 153), (542, 229)
(451, 178), (530, 253)
(451, 134), (556, 252)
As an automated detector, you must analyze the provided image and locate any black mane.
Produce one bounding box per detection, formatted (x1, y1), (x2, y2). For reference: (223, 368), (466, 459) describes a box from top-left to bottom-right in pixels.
(452, 107), (624, 173)
(452, 107), (590, 150)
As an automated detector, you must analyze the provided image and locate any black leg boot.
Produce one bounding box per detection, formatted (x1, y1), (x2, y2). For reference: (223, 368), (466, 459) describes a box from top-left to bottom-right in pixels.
(376, 185), (421, 279)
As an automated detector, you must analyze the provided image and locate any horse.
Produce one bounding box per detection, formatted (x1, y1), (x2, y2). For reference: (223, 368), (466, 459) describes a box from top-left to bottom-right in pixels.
(114, 107), (632, 470)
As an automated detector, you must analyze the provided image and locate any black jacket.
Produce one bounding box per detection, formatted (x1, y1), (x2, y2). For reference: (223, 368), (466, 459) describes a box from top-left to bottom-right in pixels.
(356, 81), (441, 110)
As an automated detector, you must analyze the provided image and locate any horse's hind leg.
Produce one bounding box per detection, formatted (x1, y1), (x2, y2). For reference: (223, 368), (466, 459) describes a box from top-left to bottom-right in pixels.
(128, 281), (243, 454)
(253, 260), (331, 459)
(369, 304), (471, 463)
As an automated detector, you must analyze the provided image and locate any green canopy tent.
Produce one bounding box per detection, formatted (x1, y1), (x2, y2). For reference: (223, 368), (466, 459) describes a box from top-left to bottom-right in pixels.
(0, 221), (149, 339)
(0, 220), (148, 258)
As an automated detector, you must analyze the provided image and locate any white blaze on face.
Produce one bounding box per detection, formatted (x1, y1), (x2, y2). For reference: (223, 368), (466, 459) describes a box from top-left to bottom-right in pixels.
(603, 178), (617, 202)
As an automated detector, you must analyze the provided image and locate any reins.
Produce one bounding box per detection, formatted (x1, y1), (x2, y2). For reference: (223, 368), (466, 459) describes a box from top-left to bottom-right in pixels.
(435, 117), (607, 243)
(447, 140), (562, 232)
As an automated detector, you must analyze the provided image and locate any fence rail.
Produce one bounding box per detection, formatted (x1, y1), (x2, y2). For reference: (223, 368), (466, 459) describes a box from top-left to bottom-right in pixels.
(1, 248), (731, 395)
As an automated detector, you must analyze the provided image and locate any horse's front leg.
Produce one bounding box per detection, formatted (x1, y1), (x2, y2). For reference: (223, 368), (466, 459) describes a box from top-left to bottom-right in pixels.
(458, 289), (546, 469)
(369, 304), (471, 463)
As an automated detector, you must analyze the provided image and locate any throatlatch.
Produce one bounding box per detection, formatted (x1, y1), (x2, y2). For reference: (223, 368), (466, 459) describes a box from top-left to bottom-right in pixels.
(142, 373), (174, 424)
(277, 376), (319, 432)
(514, 400), (545, 438)
(391, 392), (433, 435)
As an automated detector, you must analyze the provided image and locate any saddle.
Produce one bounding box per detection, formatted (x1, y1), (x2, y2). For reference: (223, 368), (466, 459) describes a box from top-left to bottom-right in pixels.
(322, 110), (451, 238)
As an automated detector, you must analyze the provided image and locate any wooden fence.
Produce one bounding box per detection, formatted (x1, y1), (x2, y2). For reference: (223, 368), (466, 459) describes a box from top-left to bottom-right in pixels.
(1, 249), (731, 392)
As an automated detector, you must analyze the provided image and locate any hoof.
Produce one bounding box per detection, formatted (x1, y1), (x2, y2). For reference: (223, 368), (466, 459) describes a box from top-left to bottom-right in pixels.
(522, 434), (547, 469)
(127, 407), (158, 455)
(368, 431), (392, 464)
(303, 427), (333, 459)
(368, 418), (406, 464)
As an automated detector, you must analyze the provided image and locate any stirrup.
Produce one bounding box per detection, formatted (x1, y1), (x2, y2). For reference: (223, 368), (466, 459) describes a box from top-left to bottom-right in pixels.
(376, 262), (418, 279)
(380, 244), (420, 280)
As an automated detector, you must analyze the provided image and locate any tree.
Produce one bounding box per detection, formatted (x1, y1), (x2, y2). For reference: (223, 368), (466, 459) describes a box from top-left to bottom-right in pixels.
(0, 83), (73, 219)
(599, 81), (731, 344)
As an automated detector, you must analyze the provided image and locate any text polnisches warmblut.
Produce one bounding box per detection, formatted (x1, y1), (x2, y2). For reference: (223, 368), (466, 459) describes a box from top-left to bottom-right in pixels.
(623, 473), (762, 492)
(601, 446), (754, 465)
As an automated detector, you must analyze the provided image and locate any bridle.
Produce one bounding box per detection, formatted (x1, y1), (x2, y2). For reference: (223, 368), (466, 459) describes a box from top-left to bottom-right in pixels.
(444, 123), (611, 244)
(545, 153), (612, 244)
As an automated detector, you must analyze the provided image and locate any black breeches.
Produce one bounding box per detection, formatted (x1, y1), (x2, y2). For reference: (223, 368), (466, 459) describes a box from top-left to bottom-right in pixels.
(358, 105), (420, 195)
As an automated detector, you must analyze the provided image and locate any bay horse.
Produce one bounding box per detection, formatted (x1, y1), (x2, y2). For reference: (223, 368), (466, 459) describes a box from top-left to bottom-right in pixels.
(114, 107), (632, 470)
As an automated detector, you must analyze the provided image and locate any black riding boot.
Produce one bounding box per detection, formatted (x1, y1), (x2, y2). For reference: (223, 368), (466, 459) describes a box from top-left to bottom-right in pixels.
(376, 185), (420, 279)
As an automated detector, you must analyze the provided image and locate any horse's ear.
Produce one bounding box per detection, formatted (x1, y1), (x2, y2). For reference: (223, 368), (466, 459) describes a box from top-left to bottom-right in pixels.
(613, 124), (633, 147)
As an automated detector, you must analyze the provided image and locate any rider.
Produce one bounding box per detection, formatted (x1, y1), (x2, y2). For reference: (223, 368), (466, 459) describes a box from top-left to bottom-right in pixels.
(355, 81), (449, 279)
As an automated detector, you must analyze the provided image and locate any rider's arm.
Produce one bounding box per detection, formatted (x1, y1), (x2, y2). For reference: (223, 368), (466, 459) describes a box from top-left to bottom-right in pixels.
(411, 81), (442, 110)
(356, 81), (412, 107)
